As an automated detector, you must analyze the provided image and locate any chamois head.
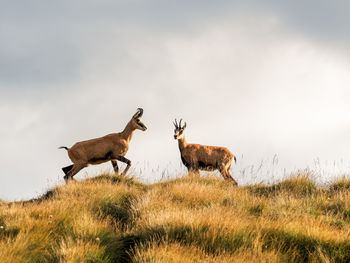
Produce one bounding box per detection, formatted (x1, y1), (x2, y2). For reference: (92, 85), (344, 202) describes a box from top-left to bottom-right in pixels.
(173, 118), (187, 140)
(131, 108), (147, 131)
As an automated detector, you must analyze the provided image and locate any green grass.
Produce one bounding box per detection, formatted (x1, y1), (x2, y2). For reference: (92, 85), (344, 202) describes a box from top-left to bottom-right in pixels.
(0, 173), (350, 262)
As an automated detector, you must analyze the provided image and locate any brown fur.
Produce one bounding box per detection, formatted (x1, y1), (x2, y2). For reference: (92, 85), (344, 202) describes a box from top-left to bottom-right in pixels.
(174, 119), (237, 185)
(60, 108), (147, 182)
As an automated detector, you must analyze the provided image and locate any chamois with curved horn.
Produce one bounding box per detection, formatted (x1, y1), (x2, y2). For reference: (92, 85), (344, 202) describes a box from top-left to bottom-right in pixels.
(59, 108), (147, 182)
(173, 119), (237, 185)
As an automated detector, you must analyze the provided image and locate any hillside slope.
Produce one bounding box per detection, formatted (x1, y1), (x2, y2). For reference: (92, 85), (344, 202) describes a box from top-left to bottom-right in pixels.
(0, 174), (350, 262)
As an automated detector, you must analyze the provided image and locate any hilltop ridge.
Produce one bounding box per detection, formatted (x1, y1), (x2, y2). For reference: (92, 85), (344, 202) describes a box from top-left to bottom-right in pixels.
(0, 173), (350, 262)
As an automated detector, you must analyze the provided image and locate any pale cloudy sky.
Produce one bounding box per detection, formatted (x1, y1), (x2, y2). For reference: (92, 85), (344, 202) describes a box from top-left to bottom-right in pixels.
(1, 0), (350, 200)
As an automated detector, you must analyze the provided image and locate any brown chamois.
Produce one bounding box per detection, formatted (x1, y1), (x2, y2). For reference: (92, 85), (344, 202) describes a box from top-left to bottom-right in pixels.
(59, 108), (147, 182)
(173, 119), (237, 185)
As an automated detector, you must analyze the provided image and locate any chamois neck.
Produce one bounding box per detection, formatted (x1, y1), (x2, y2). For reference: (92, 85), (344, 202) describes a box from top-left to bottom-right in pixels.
(177, 136), (187, 152)
(121, 120), (136, 142)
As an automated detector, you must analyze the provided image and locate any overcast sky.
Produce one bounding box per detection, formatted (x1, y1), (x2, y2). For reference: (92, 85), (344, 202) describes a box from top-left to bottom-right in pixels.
(1, 0), (350, 200)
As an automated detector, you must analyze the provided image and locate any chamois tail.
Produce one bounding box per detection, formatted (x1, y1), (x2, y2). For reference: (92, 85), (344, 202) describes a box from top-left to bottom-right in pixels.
(234, 156), (237, 164)
(58, 146), (69, 151)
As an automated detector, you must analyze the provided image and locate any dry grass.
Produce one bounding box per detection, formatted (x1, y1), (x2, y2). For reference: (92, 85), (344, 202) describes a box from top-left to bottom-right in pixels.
(0, 173), (350, 262)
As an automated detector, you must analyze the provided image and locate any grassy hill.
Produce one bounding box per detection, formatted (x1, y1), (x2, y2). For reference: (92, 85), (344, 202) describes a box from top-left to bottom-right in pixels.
(1, 173), (350, 262)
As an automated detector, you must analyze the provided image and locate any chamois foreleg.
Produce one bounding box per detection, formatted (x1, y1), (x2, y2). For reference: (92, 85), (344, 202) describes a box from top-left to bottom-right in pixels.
(111, 160), (119, 174)
(64, 162), (87, 183)
(116, 156), (131, 176)
(187, 166), (200, 177)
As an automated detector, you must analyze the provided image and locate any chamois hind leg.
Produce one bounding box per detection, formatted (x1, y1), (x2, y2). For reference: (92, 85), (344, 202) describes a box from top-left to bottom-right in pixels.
(219, 163), (238, 185)
(227, 161), (238, 185)
(64, 162), (86, 183)
(225, 169), (238, 186)
(62, 164), (74, 175)
(111, 160), (119, 174)
(116, 156), (131, 176)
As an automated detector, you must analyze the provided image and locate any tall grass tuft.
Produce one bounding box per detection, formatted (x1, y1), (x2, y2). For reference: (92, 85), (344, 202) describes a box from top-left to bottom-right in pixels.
(329, 177), (350, 192)
(248, 173), (318, 197)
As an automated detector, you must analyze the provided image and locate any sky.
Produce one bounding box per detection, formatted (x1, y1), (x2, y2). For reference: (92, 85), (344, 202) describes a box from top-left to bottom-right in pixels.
(1, 0), (350, 200)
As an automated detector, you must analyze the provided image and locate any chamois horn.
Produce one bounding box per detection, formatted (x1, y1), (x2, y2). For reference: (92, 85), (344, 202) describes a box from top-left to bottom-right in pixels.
(179, 119), (183, 129)
(173, 119), (179, 128)
(133, 108), (143, 119)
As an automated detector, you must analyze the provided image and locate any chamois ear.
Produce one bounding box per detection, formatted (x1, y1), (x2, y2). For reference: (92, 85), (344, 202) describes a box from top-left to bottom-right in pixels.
(183, 122), (187, 129)
(133, 108), (143, 119)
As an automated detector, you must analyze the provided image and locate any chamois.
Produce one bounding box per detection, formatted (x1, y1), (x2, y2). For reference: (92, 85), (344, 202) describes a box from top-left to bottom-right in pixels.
(173, 119), (237, 185)
(59, 108), (147, 182)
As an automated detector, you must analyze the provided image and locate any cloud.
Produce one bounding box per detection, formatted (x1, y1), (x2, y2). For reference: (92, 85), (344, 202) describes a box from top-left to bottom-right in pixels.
(262, 1), (350, 47)
(1, 1), (350, 200)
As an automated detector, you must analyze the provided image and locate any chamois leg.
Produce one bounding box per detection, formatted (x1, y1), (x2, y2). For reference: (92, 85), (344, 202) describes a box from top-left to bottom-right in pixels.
(64, 163), (86, 183)
(187, 166), (200, 177)
(111, 160), (119, 174)
(218, 164), (237, 185)
(226, 162), (238, 185)
(218, 163), (227, 179)
(225, 169), (238, 186)
(117, 156), (131, 176)
(62, 164), (74, 175)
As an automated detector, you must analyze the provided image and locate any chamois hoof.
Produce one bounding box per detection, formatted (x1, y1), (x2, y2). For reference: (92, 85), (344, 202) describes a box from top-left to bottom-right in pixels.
(231, 180), (238, 187)
(64, 175), (75, 184)
(64, 176), (69, 184)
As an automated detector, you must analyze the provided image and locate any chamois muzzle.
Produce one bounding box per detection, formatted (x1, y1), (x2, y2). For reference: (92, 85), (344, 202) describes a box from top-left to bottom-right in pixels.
(138, 122), (147, 131)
